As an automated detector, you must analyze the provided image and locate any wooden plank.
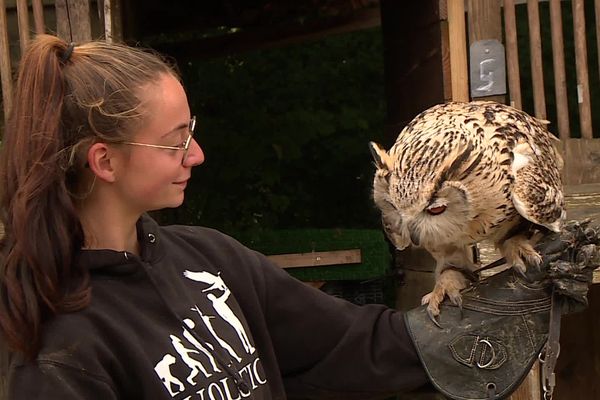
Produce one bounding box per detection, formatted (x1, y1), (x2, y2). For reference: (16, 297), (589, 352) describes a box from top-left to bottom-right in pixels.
(503, 0), (522, 109)
(549, 0), (570, 140)
(527, 0), (546, 119)
(447, 0), (469, 101)
(0, 0), (13, 127)
(55, 0), (92, 42)
(32, 0), (45, 34)
(564, 182), (600, 223)
(267, 249), (362, 269)
(572, 0), (593, 139)
(467, 0), (505, 104)
(15, 0), (30, 53)
(560, 139), (600, 185)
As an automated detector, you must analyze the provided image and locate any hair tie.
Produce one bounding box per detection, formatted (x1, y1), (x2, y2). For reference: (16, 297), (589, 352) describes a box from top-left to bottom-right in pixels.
(61, 42), (75, 63)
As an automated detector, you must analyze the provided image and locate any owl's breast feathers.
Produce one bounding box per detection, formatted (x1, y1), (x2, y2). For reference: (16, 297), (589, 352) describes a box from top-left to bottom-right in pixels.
(387, 101), (565, 238)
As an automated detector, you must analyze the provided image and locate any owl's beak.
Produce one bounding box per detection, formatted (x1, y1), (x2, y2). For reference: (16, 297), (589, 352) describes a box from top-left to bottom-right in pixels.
(409, 227), (420, 246)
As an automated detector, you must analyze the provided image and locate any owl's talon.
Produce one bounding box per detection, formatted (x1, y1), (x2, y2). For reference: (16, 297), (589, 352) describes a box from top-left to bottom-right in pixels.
(426, 307), (443, 329)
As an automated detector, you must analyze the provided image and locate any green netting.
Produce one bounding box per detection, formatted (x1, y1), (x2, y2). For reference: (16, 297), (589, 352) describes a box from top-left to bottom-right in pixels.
(231, 229), (392, 281)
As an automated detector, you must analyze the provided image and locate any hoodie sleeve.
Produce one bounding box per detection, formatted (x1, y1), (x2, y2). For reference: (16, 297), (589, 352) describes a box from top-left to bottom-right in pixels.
(251, 251), (428, 399)
(7, 360), (117, 400)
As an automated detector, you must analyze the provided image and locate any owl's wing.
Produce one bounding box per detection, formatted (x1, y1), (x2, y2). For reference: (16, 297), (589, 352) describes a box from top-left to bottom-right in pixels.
(511, 142), (565, 232)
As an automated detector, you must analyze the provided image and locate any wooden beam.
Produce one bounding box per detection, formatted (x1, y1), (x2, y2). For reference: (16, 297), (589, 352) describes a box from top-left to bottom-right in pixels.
(447, 0), (469, 101)
(152, 6), (380, 62)
(55, 0), (92, 42)
(0, 0), (13, 128)
(267, 249), (362, 269)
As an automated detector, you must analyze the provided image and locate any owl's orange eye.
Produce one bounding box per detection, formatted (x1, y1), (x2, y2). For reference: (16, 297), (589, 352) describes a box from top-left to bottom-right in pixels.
(427, 205), (447, 215)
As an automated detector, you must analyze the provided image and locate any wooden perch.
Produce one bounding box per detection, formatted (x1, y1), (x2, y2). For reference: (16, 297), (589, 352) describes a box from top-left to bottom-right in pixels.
(267, 249), (362, 269)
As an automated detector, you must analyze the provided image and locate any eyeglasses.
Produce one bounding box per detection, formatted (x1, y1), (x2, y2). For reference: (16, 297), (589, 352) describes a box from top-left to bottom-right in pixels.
(121, 116), (196, 165)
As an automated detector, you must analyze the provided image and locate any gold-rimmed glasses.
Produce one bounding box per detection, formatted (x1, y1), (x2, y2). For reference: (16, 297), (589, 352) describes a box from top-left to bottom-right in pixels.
(121, 116), (196, 165)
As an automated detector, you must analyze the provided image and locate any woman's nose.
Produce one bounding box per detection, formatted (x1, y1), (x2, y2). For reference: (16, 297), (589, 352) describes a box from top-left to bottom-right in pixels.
(184, 138), (205, 167)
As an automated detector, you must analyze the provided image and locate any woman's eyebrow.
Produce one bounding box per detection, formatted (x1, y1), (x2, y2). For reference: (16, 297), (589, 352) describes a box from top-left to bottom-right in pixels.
(160, 122), (189, 139)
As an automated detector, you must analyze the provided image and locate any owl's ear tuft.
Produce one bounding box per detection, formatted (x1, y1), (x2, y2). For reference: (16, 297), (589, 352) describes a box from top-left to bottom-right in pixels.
(369, 141), (393, 171)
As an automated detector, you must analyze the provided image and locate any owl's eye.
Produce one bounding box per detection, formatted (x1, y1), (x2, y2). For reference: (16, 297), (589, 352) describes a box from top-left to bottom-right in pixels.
(427, 205), (447, 215)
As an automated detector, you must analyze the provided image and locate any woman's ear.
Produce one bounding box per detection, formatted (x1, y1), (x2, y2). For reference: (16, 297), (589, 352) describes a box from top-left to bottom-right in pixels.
(86, 143), (117, 183)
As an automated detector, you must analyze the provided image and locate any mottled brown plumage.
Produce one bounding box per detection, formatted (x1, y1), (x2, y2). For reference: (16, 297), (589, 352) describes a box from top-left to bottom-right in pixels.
(370, 101), (565, 317)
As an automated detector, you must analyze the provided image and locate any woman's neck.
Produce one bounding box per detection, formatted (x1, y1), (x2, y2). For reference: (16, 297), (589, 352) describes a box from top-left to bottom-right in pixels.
(77, 190), (142, 255)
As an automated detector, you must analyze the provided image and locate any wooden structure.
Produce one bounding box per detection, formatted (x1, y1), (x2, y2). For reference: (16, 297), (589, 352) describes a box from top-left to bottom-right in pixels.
(0, 0), (122, 127)
(1, 1), (600, 399)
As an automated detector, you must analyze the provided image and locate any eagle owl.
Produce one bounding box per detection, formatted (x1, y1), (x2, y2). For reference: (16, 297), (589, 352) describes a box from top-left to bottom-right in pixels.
(370, 101), (565, 319)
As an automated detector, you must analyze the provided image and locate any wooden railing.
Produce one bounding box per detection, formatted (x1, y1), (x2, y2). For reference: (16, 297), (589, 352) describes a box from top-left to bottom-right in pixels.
(448, 0), (596, 137)
(0, 0), (122, 128)
(447, 0), (600, 185)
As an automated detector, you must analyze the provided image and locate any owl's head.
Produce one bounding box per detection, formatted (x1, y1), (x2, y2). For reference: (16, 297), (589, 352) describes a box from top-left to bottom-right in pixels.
(369, 141), (474, 252)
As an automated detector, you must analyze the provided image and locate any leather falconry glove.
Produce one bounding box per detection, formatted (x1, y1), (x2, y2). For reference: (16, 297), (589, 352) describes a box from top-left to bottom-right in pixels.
(404, 219), (599, 400)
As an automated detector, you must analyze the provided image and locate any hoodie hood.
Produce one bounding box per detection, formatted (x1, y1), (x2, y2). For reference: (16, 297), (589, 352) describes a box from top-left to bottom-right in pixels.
(75, 214), (163, 276)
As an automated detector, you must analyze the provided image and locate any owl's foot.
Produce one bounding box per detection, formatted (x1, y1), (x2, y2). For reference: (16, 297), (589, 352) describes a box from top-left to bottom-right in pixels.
(500, 235), (543, 276)
(422, 268), (471, 327)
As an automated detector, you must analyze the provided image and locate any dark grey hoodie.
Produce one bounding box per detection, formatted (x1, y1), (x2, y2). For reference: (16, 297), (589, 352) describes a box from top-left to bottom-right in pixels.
(7, 215), (426, 399)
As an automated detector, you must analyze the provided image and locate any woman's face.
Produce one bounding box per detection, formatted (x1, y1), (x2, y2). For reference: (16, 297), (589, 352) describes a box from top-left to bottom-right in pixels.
(111, 73), (204, 214)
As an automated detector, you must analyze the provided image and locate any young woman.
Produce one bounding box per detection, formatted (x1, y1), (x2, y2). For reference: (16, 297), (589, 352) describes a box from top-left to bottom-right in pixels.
(1, 34), (583, 400)
(0, 34), (428, 399)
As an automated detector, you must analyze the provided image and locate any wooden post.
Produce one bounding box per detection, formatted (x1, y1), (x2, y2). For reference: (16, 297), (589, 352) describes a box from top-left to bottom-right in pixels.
(103, 0), (113, 42)
(595, 0), (600, 84)
(509, 361), (542, 400)
(0, 0), (12, 127)
(467, 0), (505, 104)
(549, 0), (570, 140)
(527, 0), (546, 120)
(55, 0), (92, 42)
(380, 0), (448, 144)
(16, 0), (30, 53)
(32, 0), (45, 34)
(503, 0), (522, 109)
(572, 0), (593, 139)
(447, 0), (469, 101)
(554, 283), (600, 400)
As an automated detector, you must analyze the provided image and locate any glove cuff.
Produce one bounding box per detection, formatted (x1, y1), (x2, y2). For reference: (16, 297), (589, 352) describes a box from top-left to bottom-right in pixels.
(405, 268), (550, 400)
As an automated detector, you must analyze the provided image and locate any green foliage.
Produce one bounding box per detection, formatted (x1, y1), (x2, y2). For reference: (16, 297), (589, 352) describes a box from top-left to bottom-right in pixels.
(158, 28), (385, 232)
